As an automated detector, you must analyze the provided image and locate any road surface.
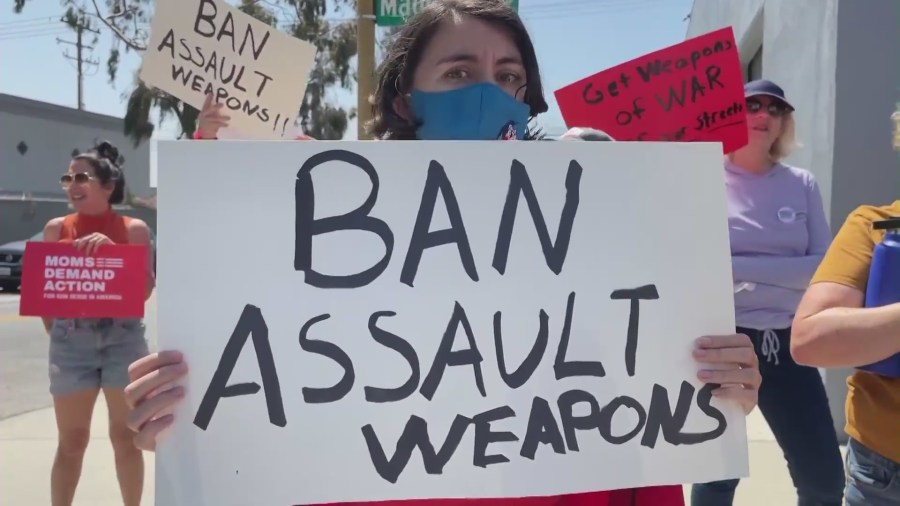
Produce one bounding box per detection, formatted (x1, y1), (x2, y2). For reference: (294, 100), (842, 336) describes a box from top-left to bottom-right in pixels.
(0, 292), (157, 420)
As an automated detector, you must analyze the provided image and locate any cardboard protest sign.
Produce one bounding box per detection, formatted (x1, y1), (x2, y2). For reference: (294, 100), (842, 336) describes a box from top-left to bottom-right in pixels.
(156, 140), (748, 505)
(555, 27), (748, 153)
(140, 0), (317, 139)
(19, 242), (147, 318)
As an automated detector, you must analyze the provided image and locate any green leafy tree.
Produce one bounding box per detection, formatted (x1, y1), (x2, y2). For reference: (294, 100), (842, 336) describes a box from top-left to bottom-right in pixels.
(13, 0), (358, 143)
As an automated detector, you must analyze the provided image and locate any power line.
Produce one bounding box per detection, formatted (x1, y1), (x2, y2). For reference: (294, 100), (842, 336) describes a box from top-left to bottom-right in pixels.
(0, 19), (57, 31)
(520, 0), (668, 20)
(0, 14), (68, 41)
(56, 16), (100, 111)
(0, 13), (65, 27)
(280, 0), (670, 26)
(322, 0), (670, 25)
(523, 0), (648, 12)
(0, 26), (69, 40)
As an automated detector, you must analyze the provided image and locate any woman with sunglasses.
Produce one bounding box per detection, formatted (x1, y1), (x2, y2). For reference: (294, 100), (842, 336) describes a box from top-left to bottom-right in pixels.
(124, 2), (761, 505)
(690, 80), (845, 506)
(42, 141), (155, 506)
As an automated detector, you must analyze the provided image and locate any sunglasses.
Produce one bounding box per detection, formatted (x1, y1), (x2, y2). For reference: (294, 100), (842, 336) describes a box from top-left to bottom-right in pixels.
(59, 172), (95, 186)
(746, 99), (791, 117)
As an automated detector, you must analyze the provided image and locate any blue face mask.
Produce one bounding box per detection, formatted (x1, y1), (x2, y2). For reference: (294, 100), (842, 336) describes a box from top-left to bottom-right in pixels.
(410, 82), (530, 141)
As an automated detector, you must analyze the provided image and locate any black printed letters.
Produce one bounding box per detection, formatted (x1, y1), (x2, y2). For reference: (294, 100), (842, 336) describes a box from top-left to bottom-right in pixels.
(298, 314), (355, 404)
(193, 0), (271, 59)
(571, 34), (739, 144)
(294, 150), (394, 288)
(419, 302), (487, 401)
(611, 285), (660, 377)
(401, 161), (478, 287)
(192, 148), (731, 486)
(364, 312), (420, 403)
(194, 304), (285, 430)
(493, 160), (582, 276)
(293, 150), (581, 288)
(362, 414), (471, 484)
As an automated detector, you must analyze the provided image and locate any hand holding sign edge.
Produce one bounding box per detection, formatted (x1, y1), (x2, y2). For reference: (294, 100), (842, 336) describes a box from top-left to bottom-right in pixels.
(693, 333), (760, 414)
(125, 350), (188, 451)
(124, 335), (762, 452)
(73, 232), (114, 256)
(196, 93), (232, 140)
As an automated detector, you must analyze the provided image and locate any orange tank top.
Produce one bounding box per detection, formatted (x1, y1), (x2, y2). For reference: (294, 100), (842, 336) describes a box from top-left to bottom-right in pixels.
(58, 210), (131, 244)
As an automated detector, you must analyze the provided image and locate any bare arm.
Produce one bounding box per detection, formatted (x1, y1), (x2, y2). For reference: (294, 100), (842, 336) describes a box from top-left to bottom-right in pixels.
(792, 281), (900, 367)
(127, 219), (156, 301)
(40, 218), (64, 333)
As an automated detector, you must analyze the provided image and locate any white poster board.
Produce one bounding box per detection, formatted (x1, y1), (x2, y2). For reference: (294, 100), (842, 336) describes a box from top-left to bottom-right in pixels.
(140, 0), (317, 139)
(149, 139), (157, 188)
(156, 140), (748, 505)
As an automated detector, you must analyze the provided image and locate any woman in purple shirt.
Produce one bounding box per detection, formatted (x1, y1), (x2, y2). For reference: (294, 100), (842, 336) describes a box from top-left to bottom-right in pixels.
(691, 81), (845, 506)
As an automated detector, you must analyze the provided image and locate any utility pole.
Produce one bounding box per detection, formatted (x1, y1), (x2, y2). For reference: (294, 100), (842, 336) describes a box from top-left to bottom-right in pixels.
(357, 0), (376, 140)
(57, 16), (99, 111)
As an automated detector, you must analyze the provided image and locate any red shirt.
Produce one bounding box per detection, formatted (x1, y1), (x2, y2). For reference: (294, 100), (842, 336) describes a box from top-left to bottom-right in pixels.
(58, 210), (131, 244)
(300, 486), (685, 506)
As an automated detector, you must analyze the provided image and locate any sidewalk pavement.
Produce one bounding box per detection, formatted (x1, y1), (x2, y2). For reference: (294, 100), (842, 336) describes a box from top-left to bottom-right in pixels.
(0, 399), (846, 506)
(0, 396), (155, 506)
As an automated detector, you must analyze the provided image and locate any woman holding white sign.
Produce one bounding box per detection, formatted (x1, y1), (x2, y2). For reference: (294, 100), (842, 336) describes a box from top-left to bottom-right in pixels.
(43, 141), (155, 506)
(127, 1), (761, 505)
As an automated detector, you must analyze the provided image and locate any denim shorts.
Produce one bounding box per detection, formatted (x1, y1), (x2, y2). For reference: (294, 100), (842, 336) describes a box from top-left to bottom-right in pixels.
(48, 317), (150, 396)
(845, 438), (900, 506)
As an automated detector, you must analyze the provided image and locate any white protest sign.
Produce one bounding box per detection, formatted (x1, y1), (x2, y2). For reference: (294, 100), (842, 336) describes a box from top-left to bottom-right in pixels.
(156, 140), (748, 505)
(149, 139), (157, 188)
(140, 0), (317, 138)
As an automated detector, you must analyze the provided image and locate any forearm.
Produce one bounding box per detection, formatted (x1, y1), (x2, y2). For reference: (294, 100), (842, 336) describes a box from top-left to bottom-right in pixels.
(41, 316), (53, 334)
(732, 255), (823, 290)
(793, 302), (900, 367)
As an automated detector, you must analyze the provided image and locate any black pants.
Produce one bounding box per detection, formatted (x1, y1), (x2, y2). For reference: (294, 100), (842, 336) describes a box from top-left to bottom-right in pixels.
(690, 327), (845, 506)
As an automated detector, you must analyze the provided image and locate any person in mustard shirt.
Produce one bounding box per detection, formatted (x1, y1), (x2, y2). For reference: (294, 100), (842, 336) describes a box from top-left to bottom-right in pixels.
(792, 105), (900, 505)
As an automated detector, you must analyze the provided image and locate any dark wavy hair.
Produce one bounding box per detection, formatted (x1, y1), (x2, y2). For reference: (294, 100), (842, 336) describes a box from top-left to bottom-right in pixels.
(73, 141), (126, 204)
(367, 0), (548, 140)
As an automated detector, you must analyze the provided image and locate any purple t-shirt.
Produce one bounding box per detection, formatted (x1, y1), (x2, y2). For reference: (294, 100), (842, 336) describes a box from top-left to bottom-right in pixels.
(725, 160), (832, 331)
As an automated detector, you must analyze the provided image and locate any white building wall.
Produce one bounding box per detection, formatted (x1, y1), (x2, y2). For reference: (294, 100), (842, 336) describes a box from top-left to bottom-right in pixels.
(0, 94), (151, 199)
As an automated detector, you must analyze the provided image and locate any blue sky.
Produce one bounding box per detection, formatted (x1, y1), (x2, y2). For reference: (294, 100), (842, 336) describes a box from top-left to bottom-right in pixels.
(0, 0), (694, 139)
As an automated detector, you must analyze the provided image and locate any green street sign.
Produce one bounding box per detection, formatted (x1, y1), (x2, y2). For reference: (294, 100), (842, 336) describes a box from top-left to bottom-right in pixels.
(375, 0), (518, 27)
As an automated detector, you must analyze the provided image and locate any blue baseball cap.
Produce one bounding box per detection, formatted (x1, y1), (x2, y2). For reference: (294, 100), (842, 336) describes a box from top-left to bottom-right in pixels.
(744, 79), (795, 111)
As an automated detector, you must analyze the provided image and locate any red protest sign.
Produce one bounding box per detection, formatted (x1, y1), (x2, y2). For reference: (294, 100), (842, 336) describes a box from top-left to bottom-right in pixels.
(19, 241), (148, 319)
(554, 27), (748, 153)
